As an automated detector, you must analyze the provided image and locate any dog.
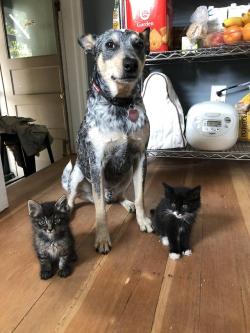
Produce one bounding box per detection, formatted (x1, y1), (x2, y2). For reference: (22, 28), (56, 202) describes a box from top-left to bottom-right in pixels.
(62, 28), (153, 254)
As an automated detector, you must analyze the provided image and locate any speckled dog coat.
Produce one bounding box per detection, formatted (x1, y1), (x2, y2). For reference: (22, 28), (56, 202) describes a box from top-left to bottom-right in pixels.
(62, 28), (153, 254)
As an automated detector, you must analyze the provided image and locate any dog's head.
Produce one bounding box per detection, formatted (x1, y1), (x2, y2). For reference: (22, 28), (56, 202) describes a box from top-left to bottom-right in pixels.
(78, 29), (150, 98)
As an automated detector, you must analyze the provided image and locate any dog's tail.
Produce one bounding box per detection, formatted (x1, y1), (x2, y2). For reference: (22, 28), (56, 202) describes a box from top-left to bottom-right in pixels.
(61, 160), (73, 193)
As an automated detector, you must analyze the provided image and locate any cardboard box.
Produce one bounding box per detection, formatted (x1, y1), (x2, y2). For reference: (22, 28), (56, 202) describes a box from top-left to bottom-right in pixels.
(123, 0), (173, 52)
(239, 112), (250, 141)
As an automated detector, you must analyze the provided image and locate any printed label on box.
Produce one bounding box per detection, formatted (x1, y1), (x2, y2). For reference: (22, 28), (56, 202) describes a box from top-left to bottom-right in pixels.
(124, 0), (172, 52)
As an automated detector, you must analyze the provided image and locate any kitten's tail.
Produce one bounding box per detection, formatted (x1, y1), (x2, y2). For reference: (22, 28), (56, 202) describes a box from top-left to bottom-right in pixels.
(61, 160), (73, 193)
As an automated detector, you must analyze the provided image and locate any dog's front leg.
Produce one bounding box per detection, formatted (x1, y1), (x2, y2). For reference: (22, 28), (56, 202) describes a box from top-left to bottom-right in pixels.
(133, 153), (153, 233)
(91, 166), (111, 254)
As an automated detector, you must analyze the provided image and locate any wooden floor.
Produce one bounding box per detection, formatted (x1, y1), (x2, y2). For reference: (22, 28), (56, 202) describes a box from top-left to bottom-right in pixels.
(0, 157), (250, 333)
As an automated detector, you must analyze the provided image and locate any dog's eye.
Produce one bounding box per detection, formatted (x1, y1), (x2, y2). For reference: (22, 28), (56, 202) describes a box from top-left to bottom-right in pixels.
(106, 41), (116, 49)
(133, 39), (144, 50)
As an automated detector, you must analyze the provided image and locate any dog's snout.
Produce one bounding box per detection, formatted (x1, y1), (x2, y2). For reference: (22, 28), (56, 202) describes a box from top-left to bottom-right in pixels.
(123, 57), (138, 73)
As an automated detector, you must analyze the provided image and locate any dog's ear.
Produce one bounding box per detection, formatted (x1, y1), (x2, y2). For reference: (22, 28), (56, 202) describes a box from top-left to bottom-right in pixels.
(139, 28), (150, 55)
(78, 34), (97, 54)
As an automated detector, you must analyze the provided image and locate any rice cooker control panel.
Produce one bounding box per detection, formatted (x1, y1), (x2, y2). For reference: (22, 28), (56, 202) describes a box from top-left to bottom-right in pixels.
(193, 113), (234, 136)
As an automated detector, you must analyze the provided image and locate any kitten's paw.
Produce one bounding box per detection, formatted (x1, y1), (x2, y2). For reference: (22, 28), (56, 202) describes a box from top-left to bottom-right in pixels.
(95, 227), (112, 254)
(169, 252), (180, 260)
(58, 266), (72, 278)
(40, 270), (53, 280)
(161, 236), (169, 246)
(138, 217), (153, 233)
(182, 249), (192, 256)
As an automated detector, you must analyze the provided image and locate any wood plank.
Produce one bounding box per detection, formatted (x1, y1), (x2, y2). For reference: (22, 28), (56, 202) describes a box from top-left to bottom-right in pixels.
(152, 160), (204, 333)
(11, 158), (158, 333)
(152, 160), (247, 333)
(229, 163), (250, 332)
(0, 158), (249, 333)
(62, 161), (189, 333)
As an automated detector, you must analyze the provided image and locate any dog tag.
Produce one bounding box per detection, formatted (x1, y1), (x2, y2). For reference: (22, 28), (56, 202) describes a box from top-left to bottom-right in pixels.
(128, 108), (139, 122)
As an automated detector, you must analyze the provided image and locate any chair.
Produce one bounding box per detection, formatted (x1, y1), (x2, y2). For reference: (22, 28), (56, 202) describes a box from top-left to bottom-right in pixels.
(0, 132), (54, 177)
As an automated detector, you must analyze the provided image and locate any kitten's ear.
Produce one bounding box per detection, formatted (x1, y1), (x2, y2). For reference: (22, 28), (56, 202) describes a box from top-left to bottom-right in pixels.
(78, 34), (97, 55)
(55, 195), (70, 213)
(189, 186), (201, 200)
(28, 200), (42, 218)
(162, 183), (174, 196)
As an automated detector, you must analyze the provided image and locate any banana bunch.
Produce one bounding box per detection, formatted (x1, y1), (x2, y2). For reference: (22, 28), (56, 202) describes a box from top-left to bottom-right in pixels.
(223, 17), (243, 27)
(242, 10), (250, 25)
(223, 10), (250, 27)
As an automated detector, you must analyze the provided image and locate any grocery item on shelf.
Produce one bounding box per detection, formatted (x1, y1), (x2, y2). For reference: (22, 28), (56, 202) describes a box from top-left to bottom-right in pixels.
(122, 0), (173, 52)
(186, 6), (209, 45)
(223, 25), (243, 44)
(236, 93), (250, 141)
(207, 5), (228, 32)
(242, 23), (250, 41)
(228, 3), (250, 18)
(113, 0), (121, 29)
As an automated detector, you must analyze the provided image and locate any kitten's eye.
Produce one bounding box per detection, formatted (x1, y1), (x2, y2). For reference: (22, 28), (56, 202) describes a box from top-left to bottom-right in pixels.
(54, 218), (61, 224)
(106, 40), (116, 49)
(182, 204), (188, 210)
(39, 219), (46, 226)
(171, 203), (176, 209)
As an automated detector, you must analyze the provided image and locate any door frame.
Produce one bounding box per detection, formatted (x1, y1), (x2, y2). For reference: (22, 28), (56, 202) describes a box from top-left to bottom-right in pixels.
(59, 0), (88, 152)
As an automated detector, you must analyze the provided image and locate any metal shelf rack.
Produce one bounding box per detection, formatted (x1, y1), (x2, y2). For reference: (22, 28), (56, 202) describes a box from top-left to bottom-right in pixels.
(145, 43), (250, 161)
(145, 42), (250, 64)
(147, 142), (250, 160)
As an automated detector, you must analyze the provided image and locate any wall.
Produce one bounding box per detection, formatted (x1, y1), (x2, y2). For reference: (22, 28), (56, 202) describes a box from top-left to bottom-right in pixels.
(82, 0), (250, 112)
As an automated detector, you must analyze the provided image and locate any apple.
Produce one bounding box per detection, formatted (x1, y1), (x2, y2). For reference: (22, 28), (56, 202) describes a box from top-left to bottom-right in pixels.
(203, 32), (224, 47)
(209, 32), (225, 47)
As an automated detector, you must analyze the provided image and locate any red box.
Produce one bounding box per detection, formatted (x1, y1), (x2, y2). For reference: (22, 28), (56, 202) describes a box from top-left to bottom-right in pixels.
(124, 0), (172, 52)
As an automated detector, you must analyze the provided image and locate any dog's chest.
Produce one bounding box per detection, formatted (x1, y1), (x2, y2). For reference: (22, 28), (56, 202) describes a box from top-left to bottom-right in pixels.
(87, 102), (149, 158)
(88, 124), (149, 159)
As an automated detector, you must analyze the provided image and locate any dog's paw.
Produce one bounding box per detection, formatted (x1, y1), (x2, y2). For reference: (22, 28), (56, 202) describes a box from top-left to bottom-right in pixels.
(120, 199), (136, 213)
(169, 252), (180, 260)
(138, 216), (153, 233)
(95, 227), (112, 254)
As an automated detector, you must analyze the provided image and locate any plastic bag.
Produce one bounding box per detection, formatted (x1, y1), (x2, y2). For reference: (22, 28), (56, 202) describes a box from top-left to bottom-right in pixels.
(186, 6), (209, 43)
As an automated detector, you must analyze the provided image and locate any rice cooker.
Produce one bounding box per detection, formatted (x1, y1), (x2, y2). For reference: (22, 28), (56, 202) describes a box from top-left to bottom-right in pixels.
(185, 101), (239, 151)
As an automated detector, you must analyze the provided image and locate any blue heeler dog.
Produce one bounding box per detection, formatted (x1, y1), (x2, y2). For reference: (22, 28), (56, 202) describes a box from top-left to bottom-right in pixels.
(62, 28), (153, 254)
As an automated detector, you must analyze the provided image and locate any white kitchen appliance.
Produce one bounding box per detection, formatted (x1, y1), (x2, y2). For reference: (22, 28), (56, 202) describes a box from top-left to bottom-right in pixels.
(185, 101), (239, 151)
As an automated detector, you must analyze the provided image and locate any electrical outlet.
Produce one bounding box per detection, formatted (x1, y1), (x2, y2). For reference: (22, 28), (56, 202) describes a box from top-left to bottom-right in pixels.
(210, 85), (227, 102)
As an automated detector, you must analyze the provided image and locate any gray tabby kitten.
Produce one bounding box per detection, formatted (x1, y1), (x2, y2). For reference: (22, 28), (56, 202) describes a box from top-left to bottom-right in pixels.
(28, 195), (77, 280)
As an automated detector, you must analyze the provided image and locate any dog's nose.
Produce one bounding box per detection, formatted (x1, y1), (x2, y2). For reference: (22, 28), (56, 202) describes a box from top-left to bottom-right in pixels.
(123, 57), (138, 73)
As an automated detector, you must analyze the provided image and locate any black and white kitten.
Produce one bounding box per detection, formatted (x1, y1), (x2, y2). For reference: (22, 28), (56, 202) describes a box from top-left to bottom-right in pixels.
(28, 195), (77, 279)
(151, 183), (201, 260)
